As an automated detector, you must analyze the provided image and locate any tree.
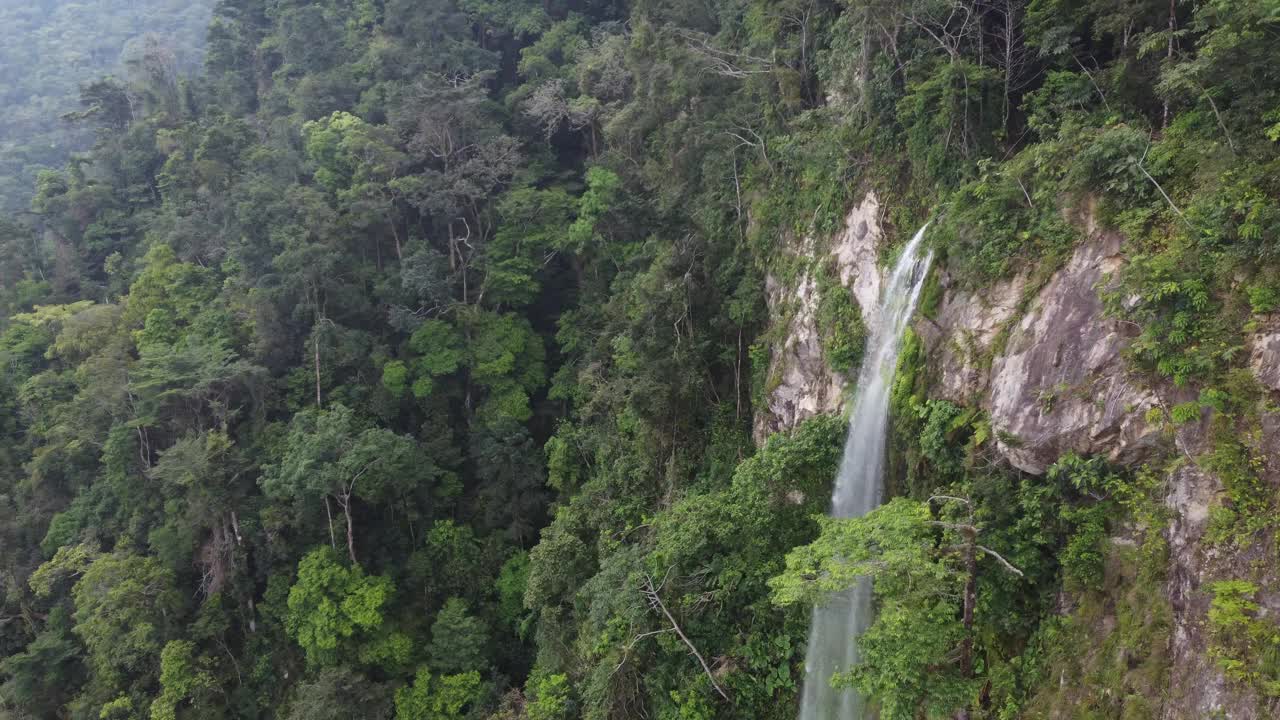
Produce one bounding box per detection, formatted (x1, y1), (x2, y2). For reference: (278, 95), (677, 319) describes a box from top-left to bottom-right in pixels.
(0, 606), (83, 717)
(67, 552), (183, 697)
(771, 496), (1024, 719)
(427, 598), (489, 675)
(285, 668), (392, 720)
(149, 640), (217, 720)
(304, 111), (410, 260)
(284, 547), (397, 668)
(408, 520), (486, 609)
(468, 418), (548, 542)
(262, 403), (422, 564)
(394, 667), (482, 720)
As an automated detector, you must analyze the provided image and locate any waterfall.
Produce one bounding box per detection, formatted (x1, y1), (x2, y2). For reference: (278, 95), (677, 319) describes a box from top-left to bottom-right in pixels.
(798, 224), (933, 720)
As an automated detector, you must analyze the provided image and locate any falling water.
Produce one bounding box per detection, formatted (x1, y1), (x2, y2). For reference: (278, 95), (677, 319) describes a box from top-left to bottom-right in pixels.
(798, 224), (933, 720)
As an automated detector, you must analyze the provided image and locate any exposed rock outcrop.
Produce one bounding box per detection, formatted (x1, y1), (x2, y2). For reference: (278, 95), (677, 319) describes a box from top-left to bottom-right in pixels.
(923, 271), (1025, 404)
(1163, 462), (1237, 719)
(918, 226), (1161, 473)
(753, 192), (884, 441)
(831, 193), (884, 331)
(758, 197), (1167, 471)
(756, 195), (1280, 719)
(1251, 329), (1280, 392)
(754, 272), (846, 441)
(985, 231), (1160, 473)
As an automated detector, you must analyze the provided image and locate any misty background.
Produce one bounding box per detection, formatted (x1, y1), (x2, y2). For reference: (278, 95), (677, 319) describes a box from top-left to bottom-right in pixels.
(0, 0), (214, 211)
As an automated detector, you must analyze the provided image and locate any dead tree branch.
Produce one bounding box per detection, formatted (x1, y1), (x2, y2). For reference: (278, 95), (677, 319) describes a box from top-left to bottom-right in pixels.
(641, 574), (730, 702)
(976, 545), (1025, 577)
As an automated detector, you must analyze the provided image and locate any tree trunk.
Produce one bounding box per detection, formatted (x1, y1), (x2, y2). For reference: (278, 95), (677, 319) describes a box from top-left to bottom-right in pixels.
(387, 207), (402, 261)
(340, 492), (357, 566)
(314, 319), (323, 409)
(1164, 0), (1175, 127)
(960, 535), (977, 677)
(1003, 0), (1014, 132)
(957, 532), (978, 720)
(324, 495), (337, 552)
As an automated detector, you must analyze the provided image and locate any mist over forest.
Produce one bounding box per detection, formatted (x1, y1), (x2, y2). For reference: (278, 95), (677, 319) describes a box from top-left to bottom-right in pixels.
(0, 0), (213, 209)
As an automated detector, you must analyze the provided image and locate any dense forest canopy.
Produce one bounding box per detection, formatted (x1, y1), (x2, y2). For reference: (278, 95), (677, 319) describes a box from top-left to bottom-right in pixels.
(0, 0), (214, 210)
(0, 1), (1277, 719)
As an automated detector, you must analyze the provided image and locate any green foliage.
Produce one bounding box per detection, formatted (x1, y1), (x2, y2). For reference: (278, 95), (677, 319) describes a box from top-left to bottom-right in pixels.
(1195, 371), (1272, 540)
(1047, 454), (1121, 593)
(150, 640), (216, 720)
(428, 598), (490, 675)
(526, 414), (844, 719)
(98, 695), (138, 720)
(814, 261), (867, 375)
(746, 118), (863, 250)
(462, 309), (547, 424)
(1246, 282), (1279, 315)
(284, 547), (395, 668)
(1020, 543), (1172, 718)
(772, 498), (974, 719)
(526, 672), (574, 720)
(934, 155), (1078, 283)
(71, 551), (184, 693)
(0, 0), (213, 210)
(1059, 506), (1107, 592)
(1105, 239), (1239, 387)
(898, 59), (1001, 186)
(0, 606), (82, 716)
(495, 552), (531, 634)
(3, 0), (1280, 717)
(284, 668), (392, 720)
(394, 668), (482, 720)
(565, 167), (621, 253)
(1207, 579), (1280, 696)
(404, 320), (465, 397)
(915, 399), (974, 481)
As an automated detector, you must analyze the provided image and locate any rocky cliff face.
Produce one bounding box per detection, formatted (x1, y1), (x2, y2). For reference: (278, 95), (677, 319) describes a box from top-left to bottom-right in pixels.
(759, 193), (1167, 472)
(753, 193), (883, 442)
(758, 192), (1280, 719)
(939, 228), (1161, 474)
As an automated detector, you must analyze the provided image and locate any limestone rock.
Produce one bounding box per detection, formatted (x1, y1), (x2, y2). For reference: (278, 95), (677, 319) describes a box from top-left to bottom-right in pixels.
(927, 271), (1026, 404)
(753, 192), (885, 441)
(987, 232), (1160, 473)
(1250, 329), (1280, 393)
(753, 272), (846, 441)
(831, 192), (884, 329)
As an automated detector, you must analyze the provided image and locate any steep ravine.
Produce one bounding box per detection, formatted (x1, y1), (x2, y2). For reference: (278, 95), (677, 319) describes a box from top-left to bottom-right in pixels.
(758, 192), (1280, 718)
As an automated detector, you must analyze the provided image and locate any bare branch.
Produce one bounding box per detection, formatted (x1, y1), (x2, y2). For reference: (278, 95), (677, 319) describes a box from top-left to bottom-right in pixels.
(676, 29), (774, 78)
(1136, 141), (1194, 231)
(976, 545), (1024, 577)
(641, 575), (730, 702)
(1015, 176), (1034, 209)
(929, 521), (981, 534)
(1072, 54), (1111, 113)
(1191, 79), (1236, 155)
(612, 627), (677, 677)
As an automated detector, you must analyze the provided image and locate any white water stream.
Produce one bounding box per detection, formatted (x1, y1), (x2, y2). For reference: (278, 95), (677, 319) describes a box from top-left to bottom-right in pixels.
(798, 225), (933, 720)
